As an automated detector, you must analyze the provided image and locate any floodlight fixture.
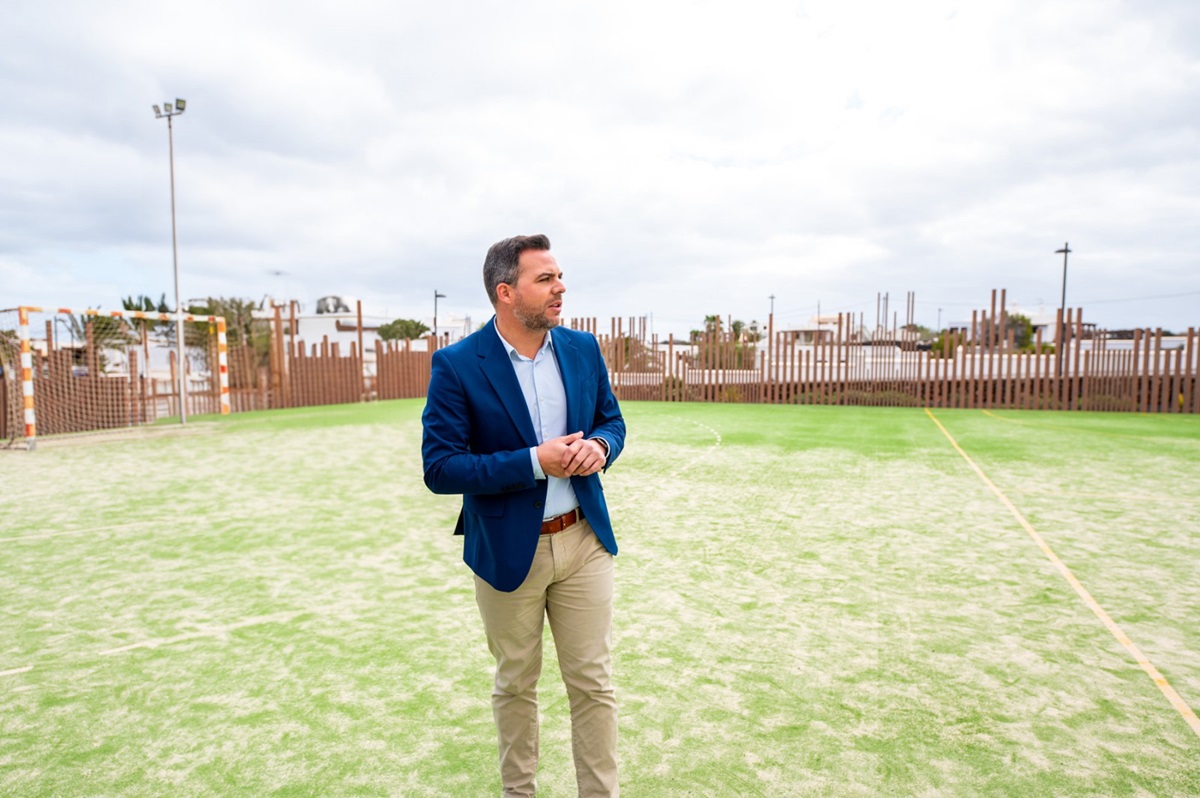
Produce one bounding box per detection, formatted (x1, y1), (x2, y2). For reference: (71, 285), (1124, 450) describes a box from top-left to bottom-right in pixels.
(153, 99), (187, 119)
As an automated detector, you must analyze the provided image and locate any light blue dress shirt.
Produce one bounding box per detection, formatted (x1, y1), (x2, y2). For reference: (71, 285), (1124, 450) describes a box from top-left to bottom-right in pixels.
(494, 323), (578, 520)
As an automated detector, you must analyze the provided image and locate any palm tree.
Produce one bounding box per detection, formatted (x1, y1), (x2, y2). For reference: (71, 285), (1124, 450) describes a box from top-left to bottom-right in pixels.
(62, 312), (138, 374)
(185, 297), (273, 369)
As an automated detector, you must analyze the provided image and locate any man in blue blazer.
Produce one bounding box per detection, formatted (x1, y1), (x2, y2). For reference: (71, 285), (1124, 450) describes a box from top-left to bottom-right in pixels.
(422, 234), (625, 797)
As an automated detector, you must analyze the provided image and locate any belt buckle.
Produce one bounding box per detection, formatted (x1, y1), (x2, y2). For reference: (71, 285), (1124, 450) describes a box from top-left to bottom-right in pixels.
(542, 508), (580, 535)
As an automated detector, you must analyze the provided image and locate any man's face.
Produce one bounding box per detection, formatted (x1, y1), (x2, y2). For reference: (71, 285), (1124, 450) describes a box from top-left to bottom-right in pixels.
(508, 249), (565, 331)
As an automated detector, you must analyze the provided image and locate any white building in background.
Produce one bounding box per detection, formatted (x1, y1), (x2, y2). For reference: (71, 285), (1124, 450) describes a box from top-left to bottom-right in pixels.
(254, 295), (475, 364)
(1004, 305), (1059, 341)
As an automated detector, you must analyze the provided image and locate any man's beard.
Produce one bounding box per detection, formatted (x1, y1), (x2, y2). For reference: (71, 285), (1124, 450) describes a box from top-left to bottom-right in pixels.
(513, 296), (560, 331)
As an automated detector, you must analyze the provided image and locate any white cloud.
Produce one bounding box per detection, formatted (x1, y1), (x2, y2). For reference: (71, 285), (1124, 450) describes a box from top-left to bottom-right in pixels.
(1, 0), (1197, 335)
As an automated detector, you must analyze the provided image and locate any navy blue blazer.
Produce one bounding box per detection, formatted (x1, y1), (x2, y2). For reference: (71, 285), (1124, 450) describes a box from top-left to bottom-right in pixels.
(421, 321), (625, 592)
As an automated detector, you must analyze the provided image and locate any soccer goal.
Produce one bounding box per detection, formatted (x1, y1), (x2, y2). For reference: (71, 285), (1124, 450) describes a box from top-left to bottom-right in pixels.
(0, 306), (230, 450)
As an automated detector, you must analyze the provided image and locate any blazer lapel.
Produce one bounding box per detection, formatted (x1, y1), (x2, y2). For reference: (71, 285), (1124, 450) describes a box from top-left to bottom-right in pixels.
(476, 321), (539, 446)
(551, 327), (583, 431)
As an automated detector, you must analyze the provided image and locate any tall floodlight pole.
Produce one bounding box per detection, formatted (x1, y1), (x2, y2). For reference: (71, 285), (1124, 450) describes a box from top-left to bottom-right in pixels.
(1056, 242), (1071, 376)
(433, 290), (446, 340)
(153, 98), (188, 423)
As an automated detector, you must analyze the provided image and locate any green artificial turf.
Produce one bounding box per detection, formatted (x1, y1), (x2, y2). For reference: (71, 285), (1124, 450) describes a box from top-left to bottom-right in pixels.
(2, 401), (1197, 796)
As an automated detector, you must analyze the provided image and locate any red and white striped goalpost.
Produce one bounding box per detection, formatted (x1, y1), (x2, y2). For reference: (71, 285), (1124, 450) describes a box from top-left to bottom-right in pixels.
(16, 306), (230, 450)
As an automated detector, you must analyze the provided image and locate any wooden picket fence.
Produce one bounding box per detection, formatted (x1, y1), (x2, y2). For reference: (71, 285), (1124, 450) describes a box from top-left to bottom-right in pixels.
(571, 292), (1198, 414)
(593, 327), (1198, 413)
(5, 292), (1197, 447)
(256, 303), (435, 410)
(375, 338), (435, 400)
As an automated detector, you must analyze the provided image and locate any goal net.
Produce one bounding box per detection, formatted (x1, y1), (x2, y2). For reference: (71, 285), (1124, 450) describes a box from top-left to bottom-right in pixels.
(0, 306), (230, 449)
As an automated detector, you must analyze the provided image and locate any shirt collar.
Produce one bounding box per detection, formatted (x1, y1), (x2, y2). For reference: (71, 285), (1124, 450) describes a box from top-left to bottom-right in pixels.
(493, 318), (553, 361)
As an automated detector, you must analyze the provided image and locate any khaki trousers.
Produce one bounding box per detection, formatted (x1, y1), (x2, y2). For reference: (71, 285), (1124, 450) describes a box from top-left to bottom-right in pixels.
(474, 518), (618, 797)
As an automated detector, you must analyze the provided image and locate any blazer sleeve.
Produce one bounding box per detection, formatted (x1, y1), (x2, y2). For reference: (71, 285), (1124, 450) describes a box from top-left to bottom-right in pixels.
(421, 348), (538, 497)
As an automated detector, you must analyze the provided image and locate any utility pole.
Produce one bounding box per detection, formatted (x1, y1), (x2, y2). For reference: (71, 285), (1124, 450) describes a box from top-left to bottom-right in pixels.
(433, 290), (446, 340)
(1056, 242), (1071, 376)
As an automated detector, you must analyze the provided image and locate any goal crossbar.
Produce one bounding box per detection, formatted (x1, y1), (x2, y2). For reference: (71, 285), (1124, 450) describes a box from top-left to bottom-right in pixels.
(12, 305), (230, 450)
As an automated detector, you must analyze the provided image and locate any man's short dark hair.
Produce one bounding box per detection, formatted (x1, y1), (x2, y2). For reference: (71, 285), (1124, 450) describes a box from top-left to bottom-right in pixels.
(483, 234), (551, 305)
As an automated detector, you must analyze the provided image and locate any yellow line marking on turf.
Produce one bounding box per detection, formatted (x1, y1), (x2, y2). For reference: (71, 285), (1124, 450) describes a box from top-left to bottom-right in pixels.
(99, 612), (301, 656)
(0, 666), (33, 677)
(925, 407), (1200, 739)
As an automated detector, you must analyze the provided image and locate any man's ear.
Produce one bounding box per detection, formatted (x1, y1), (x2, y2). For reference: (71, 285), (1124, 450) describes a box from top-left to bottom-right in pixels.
(495, 283), (514, 305)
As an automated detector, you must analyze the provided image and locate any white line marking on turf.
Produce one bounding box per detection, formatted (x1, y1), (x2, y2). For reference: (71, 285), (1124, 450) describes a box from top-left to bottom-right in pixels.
(670, 416), (722, 475)
(0, 520), (158, 543)
(0, 666), (33, 677)
(981, 408), (1200, 444)
(98, 612), (301, 656)
(925, 408), (1200, 739)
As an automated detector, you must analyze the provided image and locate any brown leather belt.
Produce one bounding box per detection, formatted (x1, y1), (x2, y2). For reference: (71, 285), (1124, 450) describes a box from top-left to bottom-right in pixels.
(541, 507), (583, 535)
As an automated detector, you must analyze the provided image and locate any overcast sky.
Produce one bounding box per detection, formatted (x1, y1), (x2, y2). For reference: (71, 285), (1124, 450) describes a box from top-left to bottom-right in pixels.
(3, 0), (1198, 338)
